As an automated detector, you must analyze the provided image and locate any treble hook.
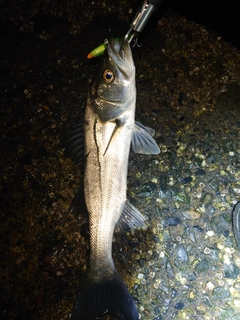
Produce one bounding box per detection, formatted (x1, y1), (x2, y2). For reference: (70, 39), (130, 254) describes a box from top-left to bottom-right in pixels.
(131, 37), (142, 48)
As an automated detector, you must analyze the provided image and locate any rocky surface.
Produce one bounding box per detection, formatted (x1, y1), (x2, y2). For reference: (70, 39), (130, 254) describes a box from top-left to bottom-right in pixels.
(1, 1), (240, 319)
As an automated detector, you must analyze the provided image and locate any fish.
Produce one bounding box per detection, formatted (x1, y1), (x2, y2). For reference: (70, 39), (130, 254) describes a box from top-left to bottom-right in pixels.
(70, 38), (160, 320)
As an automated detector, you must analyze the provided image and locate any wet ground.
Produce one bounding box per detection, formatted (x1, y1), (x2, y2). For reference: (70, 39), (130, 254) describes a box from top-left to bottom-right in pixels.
(1, 1), (240, 319)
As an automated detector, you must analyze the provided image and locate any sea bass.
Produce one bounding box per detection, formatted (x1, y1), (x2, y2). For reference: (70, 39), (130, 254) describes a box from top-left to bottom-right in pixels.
(71, 38), (160, 320)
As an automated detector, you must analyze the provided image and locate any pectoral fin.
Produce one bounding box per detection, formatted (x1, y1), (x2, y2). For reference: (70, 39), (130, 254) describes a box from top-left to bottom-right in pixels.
(103, 120), (120, 156)
(118, 200), (147, 230)
(132, 122), (160, 155)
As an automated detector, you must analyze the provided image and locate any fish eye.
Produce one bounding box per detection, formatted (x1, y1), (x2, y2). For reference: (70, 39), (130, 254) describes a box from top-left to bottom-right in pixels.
(102, 69), (115, 84)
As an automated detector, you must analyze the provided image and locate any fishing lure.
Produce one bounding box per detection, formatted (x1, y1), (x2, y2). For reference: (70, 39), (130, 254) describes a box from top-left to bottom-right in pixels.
(87, 36), (144, 59)
(87, 36), (136, 59)
(87, 39), (110, 59)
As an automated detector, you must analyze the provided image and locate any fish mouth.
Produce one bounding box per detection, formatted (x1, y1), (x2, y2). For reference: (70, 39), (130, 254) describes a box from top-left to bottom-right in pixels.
(95, 95), (125, 107)
(107, 38), (134, 77)
(101, 97), (122, 103)
(95, 85), (123, 104)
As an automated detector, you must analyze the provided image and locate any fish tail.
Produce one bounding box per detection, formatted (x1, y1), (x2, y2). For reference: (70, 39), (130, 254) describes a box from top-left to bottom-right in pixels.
(71, 266), (139, 320)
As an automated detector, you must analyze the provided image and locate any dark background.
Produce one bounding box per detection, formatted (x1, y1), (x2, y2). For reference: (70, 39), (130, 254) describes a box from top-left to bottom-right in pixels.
(0, 0), (239, 49)
(169, 0), (239, 49)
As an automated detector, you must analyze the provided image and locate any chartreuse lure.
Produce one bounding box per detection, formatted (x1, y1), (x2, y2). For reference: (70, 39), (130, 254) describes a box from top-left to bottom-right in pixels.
(86, 36), (136, 58)
(87, 38), (121, 59)
(87, 40), (107, 58)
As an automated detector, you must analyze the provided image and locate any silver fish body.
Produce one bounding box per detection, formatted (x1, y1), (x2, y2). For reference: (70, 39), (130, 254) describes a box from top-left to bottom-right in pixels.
(71, 39), (160, 320)
(84, 40), (136, 274)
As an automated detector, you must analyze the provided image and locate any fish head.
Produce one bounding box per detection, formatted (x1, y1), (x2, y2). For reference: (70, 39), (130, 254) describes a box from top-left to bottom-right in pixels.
(90, 38), (136, 122)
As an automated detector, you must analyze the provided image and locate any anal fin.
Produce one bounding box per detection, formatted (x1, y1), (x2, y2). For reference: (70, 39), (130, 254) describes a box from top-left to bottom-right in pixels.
(118, 200), (147, 230)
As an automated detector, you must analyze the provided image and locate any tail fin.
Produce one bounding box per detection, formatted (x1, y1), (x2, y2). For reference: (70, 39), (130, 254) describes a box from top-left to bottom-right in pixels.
(71, 267), (139, 320)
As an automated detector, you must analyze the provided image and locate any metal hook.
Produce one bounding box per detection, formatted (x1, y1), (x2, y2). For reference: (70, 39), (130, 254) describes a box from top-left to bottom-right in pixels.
(131, 37), (142, 48)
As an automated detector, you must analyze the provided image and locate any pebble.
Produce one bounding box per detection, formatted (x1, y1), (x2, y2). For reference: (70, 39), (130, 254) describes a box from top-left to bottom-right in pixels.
(203, 295), (213, 307)
(195, 168), (206, 176)
(173, 190), (190, 204)
(138, 181), (157, 197)
(188, 273), (197, 281)
(223, 263), (240, 279)
(171, 288), (178, 298)
(176, 244), (189, 263)
(206, 154), (216, 163)
(159, 172), (167, 193)
(162, 217), (182, 227)
(195, 259), (209, 273)
(166, 261), (174, 278)
(193, 225), (204, 232)
(210, 213), (231, 234)
(182, 209), (201, 220)
(174, 301), (185, 310)
(233, 281), (240, 291)
(181, 176), (193, 184)
(196, 304), (207, 315)
(200, 193), (213, 208)
(208, 177), (219, 191)
(204, 247), (211, 254)
(189, 231), (196, 243)
(223, 230), (230, 237)
(212, 287), (231, 299)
